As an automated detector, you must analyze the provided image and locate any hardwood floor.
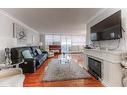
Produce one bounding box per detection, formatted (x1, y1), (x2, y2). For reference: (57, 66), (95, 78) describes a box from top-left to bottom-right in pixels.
(23, 53), (103, 87)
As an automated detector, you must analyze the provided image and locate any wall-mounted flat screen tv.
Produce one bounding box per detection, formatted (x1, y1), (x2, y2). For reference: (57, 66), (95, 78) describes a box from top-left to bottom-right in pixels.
(91, 10), (122, 41)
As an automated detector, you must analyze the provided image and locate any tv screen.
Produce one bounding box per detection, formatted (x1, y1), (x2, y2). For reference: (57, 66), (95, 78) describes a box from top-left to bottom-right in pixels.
(91, 10), (122, 41)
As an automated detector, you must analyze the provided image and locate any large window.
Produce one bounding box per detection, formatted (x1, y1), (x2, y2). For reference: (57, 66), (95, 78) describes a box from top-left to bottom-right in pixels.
(45, 35), (53, 45)
(53, 35), (61, 45)
(45, 34), (86, 52)
(45, 35), (85, 45)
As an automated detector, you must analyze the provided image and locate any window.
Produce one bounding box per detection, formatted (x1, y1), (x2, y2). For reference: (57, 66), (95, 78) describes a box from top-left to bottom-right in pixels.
(45, 35), (53, 45)
(53, 35), (61, 45)
(44, 34), (86, 52)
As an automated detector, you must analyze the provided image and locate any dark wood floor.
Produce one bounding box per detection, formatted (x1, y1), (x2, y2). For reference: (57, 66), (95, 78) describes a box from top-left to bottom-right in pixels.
(23, 54), (103, 87)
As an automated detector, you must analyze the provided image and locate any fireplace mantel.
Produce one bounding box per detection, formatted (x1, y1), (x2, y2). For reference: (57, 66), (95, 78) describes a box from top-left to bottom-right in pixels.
(83, 49), (123, 87)
(84, 49), (122, 64)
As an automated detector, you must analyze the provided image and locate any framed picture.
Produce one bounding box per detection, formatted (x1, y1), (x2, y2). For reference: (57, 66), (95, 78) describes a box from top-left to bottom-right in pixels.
(13, 23), (27, 44)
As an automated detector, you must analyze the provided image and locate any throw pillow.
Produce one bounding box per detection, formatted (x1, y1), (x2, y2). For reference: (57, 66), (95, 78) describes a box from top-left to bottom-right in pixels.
(36, 48), (42, 55)
(22, 50), (33, 59)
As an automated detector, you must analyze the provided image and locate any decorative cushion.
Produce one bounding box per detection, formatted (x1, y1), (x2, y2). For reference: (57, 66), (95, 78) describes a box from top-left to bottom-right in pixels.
(31, 47), (38, 56)
(36, 48), (42, 55)
(22, 50), (33, 59)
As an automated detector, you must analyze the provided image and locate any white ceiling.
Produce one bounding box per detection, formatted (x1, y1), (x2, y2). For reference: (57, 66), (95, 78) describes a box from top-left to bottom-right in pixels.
(2, 8), (104, 35)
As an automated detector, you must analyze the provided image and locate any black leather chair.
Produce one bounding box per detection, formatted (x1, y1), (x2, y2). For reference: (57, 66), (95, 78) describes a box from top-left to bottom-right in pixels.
(11, 46), (48, 73)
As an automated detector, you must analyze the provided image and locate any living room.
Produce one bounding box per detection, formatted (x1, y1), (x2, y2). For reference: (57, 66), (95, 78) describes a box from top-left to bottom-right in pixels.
(1, 1), (127, 95)
(0, 8), (126, 87)
(0, 7), (127, 89)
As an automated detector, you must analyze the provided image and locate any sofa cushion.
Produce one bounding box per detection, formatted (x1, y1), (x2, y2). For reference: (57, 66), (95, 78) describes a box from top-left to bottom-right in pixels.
(11, 47), (23, 59)
(22, 50), (33, 59)
(11, 47), (32, 59)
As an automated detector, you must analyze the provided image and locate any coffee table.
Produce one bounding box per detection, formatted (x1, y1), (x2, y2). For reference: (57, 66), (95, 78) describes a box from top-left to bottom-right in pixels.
(58, 54), (71, 64)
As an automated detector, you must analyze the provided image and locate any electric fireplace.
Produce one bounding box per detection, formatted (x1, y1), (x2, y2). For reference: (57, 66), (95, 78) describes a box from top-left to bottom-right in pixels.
(88, 57), (101, 79)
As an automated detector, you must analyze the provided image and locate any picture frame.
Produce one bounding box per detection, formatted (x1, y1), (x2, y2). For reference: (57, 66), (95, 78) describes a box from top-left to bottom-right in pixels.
(13, 23), (27, 44)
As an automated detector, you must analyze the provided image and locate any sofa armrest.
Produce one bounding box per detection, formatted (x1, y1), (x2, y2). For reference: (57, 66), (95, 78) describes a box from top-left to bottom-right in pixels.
(0, 68), (22, 79)
(20, 58), (35, 67)
(19, 58), (36, 73)
(0, 68), (25, 87)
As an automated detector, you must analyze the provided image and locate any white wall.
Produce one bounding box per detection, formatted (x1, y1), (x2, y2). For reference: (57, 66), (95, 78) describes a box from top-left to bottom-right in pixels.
(86, 8), (127, 51)
(0, 10), (40, 63)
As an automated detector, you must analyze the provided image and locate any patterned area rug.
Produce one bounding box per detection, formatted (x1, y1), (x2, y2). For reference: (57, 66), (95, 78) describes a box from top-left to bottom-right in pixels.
(43, 59), (91, 82)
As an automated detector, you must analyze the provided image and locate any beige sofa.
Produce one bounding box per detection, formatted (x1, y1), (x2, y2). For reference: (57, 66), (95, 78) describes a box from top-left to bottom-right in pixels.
(0, 68), (25, 87)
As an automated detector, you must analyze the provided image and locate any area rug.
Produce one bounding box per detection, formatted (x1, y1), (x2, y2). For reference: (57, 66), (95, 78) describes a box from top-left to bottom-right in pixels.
(43, 59), (91, 82)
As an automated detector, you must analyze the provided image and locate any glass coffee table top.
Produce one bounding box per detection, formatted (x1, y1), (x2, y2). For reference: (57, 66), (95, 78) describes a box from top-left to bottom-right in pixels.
(58, 54), (71, 64)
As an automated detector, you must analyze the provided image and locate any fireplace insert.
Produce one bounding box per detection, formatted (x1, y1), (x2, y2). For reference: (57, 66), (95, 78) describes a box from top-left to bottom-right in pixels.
(88, 57), (101, 79)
